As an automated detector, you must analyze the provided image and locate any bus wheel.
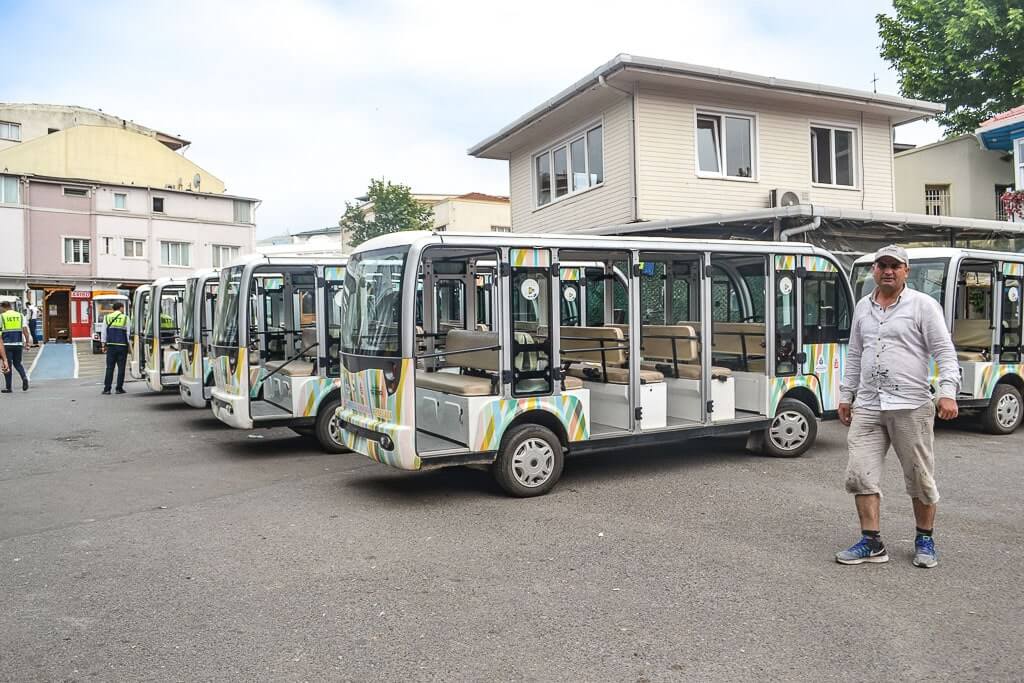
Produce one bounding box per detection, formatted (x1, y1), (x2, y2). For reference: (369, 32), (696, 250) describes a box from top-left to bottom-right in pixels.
(982, 384), (1022, 435)
(315, 399), (348, 453)
(763, 398), (817, 457)
(493, 424), (564, 497)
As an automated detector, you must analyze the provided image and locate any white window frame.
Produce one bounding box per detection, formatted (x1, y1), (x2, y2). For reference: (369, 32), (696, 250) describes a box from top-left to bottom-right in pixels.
(1015, 139), (1024, 189)
(160, 240), (191, 268)
(531, 120), (604, 211)
(924, 184), (951, 216)
(62, 237), (91, 265)
(211, 244), (240, 268)
(0, 175), (19, 204)
(0, 121), (20, 142)
(232, 199), (253, 224)
(810, 122), (859, 190)
(62, 186), (90, 197)
(123, 238), (146, 259)
(694, 108), (759, 182)
(152, 196), (165, 213)
(113, 192), (128, 211)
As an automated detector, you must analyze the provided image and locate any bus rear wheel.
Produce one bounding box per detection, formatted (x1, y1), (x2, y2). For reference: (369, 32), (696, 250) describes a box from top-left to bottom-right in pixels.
(981, 384), (1023, 435)
(763, 398), (817, 458)
(493, 424), (564, 497)
(315, 399), (348, 453)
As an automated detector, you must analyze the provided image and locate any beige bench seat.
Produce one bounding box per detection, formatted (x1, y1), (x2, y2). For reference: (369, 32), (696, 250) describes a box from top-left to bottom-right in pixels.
(953, 319), (992, 361)
(568, 362), (664, 384)
(264, 359), (316, 377)
(641, 325), (733, 379)
(415, 372), (494, 396)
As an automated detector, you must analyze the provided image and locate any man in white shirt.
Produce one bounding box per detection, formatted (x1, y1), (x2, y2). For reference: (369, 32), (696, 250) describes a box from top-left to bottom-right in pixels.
(25, 302), (41, 347)
(835, 244), (959, 569)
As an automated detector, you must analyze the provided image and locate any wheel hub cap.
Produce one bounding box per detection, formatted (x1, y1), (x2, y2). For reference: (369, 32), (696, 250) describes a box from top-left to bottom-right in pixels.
(511, 438), (554, 488)
(996, 393), (1020, 429)
(769, 411), (809, 451)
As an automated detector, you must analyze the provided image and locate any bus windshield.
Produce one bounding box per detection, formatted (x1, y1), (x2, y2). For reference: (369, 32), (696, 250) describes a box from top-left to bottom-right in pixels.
(341, 247), (407, 357)
(214, 267), (243, 347)
(851, 258), (949, 306)
(181, 280), (197, 342)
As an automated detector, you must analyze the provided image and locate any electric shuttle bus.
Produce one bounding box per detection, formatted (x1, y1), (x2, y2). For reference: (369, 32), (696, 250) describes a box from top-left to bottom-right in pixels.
(142, 278), (186, 392)
(209, 254), (348, 452)
(129, 284), (151, 380)
(851, 247), (1024, 434)
(178, 268), (220, 407)
(336, 231), (854, 497)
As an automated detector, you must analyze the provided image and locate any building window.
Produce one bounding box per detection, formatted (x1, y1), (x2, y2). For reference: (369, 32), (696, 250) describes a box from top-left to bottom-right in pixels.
(0, 175), (19, 204)
(63, 186), (89, 197)
(113, 192), (127, 210)
(161, 241), (190, 267)
(810, 125), (856, 187)
(0, 121), (20, 142)
(925, 184), (951, 216)
(696, 111), (755, 179)
(996, 184), (1012, 221)
(491, 225), (511, 233)
(153, 197), (165, 213)
(102, 237), (113, 255)
(435, 224), (447, 232)
(64, 238), (91, 264)
(233, 199), (253, 224)
(534, 124), (603, 207)
(124, 239), (145, 258)
(211, 244), (239, 268)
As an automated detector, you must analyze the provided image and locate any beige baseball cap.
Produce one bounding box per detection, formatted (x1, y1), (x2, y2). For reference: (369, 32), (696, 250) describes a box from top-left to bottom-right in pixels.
(872, 244), (909, 265)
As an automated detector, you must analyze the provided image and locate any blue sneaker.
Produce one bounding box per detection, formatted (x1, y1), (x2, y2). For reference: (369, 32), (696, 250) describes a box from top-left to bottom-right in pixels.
(913, 535), (938, 568)
(835, 536), (889, 565)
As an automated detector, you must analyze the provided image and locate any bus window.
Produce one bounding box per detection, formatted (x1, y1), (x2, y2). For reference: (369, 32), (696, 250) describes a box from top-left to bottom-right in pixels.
(853, 258), (949, 305)
(585, 268), (604, 325)
(436, 280), (465, 332)
(738, 263), (766, 323)
(710, 266), (743, 322)
(1002, 275), (1023, 363)
(560, 281), (582, 326)
(510, 260), (551, 396)
(669, 262), (694, 324)
(640, 261), (666, 324)
(775, 269), (798, 376)
(802, 272), (852, 344)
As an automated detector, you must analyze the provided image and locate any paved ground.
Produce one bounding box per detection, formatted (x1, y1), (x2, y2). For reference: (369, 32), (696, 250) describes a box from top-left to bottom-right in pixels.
(1, 380), (1021, 681)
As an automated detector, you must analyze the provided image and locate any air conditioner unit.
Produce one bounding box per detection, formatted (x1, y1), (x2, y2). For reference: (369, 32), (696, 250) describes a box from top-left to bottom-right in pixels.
(769, 188), (802, 208)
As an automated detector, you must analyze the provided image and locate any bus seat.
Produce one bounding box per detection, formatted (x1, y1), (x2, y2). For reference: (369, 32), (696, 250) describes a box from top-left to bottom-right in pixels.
(640, 325), (732, 380)
(560, 326), (627, 366)
(300, 327), (317, 352)
(416, 329), (497, 396)
(264, 359), (317, 377)
(953, 319), (992, 361)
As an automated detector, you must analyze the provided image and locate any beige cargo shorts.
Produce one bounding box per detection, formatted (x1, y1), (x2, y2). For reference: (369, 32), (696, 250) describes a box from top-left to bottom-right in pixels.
(844, 401), (939, 505)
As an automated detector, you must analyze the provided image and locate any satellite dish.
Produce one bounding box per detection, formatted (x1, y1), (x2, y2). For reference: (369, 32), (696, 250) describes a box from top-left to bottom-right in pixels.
(193, 173), (201, 189)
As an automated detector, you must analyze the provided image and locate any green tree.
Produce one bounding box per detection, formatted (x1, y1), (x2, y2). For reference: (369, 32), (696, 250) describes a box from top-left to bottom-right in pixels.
(877, 0), (1024, 136)
(339, 178), (435, 248)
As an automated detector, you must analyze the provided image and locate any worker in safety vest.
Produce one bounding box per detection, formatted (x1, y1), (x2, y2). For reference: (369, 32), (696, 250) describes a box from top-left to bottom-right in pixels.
(159, 312), (176, 342)
(101, 302), (130, 395)
(0, 301), (31, 393)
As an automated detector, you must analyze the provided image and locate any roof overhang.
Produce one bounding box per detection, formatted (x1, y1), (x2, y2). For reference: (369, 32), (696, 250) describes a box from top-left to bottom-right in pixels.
(976, 111), (1024, 151)
(469, 54), (944, 159)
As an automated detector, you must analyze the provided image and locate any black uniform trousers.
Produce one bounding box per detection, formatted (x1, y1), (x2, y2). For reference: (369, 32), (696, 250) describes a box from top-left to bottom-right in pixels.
(3, 345), (28, 390)
(104, 345), (129, 391)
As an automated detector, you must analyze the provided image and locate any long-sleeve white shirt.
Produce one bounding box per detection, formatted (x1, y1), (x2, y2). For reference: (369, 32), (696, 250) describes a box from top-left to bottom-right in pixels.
(839, 286), (960, 410)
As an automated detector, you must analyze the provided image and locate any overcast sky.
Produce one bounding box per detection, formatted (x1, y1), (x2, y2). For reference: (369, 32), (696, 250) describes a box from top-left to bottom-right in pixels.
(2, 0), (943, 238)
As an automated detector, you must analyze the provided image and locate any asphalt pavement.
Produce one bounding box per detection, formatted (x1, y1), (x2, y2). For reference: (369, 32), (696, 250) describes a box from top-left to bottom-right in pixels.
(1, 379), (1021, 681)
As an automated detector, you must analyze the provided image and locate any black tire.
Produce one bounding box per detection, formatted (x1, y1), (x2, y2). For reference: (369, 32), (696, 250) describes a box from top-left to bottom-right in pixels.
(290, 426), (315, 437)
(315, 399), (348, 453)
(492, 423), (564, 497)
(762, 397), (817, 458)
(981, 384), (1023, 435)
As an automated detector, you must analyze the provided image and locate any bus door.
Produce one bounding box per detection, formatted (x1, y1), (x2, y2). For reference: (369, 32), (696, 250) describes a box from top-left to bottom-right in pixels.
(130, 289), (150, 378)
(798, 259), (851, 413)
(710, 254), (768, 419)
(556, 248), (634, 436)
(998, 262), (1023, 364)
(953, 259), (997, 369)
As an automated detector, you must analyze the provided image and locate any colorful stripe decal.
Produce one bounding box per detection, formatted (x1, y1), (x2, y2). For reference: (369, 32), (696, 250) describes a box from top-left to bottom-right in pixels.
(472, 393), (588, 452)
(511, 248), (551, 268)
(1003, 262), (1024, 277)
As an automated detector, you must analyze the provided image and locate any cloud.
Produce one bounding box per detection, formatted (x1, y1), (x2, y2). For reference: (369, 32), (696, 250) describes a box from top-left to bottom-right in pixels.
(4, 0), (937, 236)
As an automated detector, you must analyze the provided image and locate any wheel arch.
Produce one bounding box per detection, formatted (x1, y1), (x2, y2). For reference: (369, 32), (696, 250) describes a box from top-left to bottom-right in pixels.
(782, 386), (821, 417)
(501, 409), (569, 451)
(996, 373), (1024, 396)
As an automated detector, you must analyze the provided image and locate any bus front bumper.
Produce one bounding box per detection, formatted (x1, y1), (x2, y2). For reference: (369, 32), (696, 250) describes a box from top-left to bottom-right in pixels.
(145, 368), (179, 392)
(211, 387), (253, 429)
(179, 376), (210, 408)
(336, 407), (421, 471)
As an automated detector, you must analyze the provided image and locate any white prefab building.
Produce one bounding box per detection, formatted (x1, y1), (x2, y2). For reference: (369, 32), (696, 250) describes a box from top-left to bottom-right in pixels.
(469, 54), (944, 234)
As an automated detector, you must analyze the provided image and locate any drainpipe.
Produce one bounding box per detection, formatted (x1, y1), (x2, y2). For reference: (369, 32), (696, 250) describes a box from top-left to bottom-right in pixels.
(779, 216), (821, 242)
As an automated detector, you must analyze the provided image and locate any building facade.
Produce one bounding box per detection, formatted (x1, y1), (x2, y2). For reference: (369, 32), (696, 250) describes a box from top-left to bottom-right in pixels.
(469, 54), (943, 234)
(977, 105), (1024, 223)
(0, 103), (256, 339)
(894, 135), (1014, 220)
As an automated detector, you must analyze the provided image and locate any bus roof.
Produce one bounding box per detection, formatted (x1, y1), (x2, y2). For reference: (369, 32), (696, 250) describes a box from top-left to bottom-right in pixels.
(224, 253), (347, 269)
(353, 230), (841, 259)
(852, 247), (1024, 265)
